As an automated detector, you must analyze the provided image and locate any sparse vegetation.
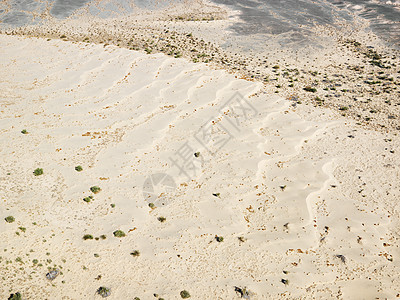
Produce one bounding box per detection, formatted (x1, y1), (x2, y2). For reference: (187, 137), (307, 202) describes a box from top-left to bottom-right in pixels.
(130, 250), (140, 257)
(90, 186), (101, 194)
(33, 168), (43, 176)
(215, 236), (224, 242)
(8, 293), (22, 300)
(303, 86), (317, 92)
(281, 279), (289, 285)
(113, 230), (126, 238)
(75, 165), (83, 172)
(83, 234), (94, 240)
(157, 217), (166, 223)
(180, 290), (191, 298)
(83, 196), (93, 203)
(5, 216), (15, 223)
(97, 287), (111, 298)
(21, 129), (27, 134)
(234, 286), (250, 299)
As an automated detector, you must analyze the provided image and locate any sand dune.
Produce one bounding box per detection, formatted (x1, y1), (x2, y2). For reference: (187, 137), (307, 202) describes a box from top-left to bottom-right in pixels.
(1, 34), (399, 299)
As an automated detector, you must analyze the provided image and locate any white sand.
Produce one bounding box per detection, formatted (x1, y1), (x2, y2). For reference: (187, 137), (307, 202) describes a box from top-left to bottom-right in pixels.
(1, 34), (399, 299)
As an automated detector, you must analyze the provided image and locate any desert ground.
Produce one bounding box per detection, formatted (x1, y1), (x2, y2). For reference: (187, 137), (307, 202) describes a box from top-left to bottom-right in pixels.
(1, 1), (400, 299)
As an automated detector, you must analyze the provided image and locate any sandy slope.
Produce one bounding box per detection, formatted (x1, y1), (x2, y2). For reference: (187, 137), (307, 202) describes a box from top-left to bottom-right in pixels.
(0, 35), (399, 299)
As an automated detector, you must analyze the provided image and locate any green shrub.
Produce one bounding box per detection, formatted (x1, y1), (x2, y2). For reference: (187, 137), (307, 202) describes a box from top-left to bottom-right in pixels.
(5, 216), (15, 223)
(180, 290), (191, 298)
(21, 129), (27, 134)
(97, 287), (111, 297)
(33, 168), (43, 176)
(130, 250), (140, 257)
(157, 217), (166, 223)
(75, 165), (83, 172)
(215, 236), (224, 242)
(83, 196), (93, 203)
(90, 186), (101, 194)
(303, 86), (317, 92)
(83, 234), (94, 240)
(8, 293), (22, 300)
(113, 230), (126, 238)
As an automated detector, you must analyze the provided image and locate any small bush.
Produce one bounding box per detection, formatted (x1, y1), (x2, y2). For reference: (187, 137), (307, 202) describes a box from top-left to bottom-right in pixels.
(83, 234), (93, 240)
(83, 196), (93, 203)
(75, 165), (83, 172)
(303, 86), (317, 93)
(148, 203), (155, 209)
(215, 236), (224, 242)
(21, 129), (27, 134)
(90, 186), (101, 194)
(97, 287), (111, 298)
(113, 230), (126, 238)
(8, 293), (22, 300)
(157, 217), (166, 223)
(100, 234), (107, 240)
(180, 290), (191, 298)
(130, 250), (140, 257)
(5, 216), (15, 223)
(281, 279), (289, 285)
(33, 168), (43, 176)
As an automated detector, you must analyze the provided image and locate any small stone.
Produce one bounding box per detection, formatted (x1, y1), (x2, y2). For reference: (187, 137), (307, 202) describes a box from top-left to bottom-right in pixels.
(46, 269), (60, 281)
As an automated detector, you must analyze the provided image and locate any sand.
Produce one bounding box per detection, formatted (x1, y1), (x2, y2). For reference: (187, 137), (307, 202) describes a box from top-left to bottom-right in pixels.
(1, 3), (400, 300)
